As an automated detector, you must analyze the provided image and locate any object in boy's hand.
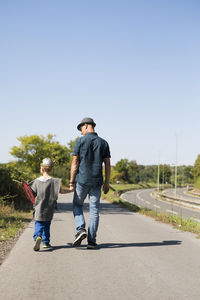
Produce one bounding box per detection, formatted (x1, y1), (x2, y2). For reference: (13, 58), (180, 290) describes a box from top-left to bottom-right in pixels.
(13, 178), (35, 204)
(22, 179), (35, 204)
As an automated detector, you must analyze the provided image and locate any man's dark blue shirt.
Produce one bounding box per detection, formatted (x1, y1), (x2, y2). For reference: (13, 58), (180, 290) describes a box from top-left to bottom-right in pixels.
(72, 132), (111, 187)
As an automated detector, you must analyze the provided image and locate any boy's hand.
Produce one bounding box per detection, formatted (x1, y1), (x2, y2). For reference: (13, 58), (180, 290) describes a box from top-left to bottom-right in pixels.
(69, 183), (76, 192)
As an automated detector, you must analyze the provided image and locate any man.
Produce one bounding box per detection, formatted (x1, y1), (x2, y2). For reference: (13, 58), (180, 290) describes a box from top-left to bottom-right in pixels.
(69, 117), (111, 249)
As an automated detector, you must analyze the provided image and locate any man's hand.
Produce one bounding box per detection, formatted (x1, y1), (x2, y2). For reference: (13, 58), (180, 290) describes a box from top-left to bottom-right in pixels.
(103, 182), (109, 194)
(69, 156), (79, 192)
(69, 183), (76, 192)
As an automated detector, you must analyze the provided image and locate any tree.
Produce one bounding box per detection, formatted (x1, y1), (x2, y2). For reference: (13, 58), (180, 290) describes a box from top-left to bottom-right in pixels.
(10, 134), (71, 174)
(114, 159), (130, 182)
(183, 165), (194, 184)
(113, 159), (139, 183)
(194, 155), (200, 180)
(194, 155), (200, 188)
(154, 164), (171, 184)
(127, 160), (139, 183)
(138, 165), (156, 183)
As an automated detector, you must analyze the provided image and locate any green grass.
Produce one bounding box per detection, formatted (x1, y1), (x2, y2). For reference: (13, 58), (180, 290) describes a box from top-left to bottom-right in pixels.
(103, 184), (200, 238)
(0, 200), (32, 241)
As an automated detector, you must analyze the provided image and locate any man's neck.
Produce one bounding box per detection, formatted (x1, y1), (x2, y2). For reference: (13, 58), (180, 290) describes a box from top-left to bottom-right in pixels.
(84, 129), (95, 135)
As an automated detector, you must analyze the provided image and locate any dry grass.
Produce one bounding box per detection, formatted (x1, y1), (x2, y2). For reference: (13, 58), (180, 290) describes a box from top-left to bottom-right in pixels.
(0, 201), (32, 241)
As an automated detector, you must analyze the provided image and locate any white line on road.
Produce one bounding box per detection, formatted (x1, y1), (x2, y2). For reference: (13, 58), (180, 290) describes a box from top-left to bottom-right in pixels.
(136, 190), (144, 202)
(167, 209), (178, 215)
(145, 201), (150, 205)
(154, 205), (160, 209)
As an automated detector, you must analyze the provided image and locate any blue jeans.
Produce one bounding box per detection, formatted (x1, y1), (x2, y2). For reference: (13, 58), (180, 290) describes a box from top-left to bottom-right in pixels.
(73, 183), (102, 243)
(33, 221), (51, 243)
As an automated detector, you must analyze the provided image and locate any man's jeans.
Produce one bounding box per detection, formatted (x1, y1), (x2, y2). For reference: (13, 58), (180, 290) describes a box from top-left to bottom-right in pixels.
(73, 183), (101, 243)
(33, 220), (51, 243)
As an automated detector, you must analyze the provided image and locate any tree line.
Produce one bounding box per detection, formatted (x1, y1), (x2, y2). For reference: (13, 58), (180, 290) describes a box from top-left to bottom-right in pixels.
(110, 158), (194, 186)
(0, 134), (199, 209)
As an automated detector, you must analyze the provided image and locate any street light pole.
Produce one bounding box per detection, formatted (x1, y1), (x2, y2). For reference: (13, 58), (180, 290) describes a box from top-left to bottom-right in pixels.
(157, 159), (160, 192)
(174, 135), (178, 198)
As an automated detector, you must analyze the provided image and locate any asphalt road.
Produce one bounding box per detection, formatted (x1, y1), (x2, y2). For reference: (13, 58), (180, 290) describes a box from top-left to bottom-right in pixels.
(1, 193), (200, 299)
(164, 188), (200, 203)
(122, 188), (200, 222)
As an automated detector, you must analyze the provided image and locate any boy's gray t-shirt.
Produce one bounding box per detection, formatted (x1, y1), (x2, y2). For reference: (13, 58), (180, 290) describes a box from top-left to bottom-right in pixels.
(29, 177), (61, 222)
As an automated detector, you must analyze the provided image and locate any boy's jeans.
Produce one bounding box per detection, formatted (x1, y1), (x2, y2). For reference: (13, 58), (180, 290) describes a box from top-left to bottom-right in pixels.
(33, 221), (51, 243)
(73, 183), (101, 243)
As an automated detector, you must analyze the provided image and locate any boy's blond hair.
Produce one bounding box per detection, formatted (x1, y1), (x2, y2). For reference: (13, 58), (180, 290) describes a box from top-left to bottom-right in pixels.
(40, 158), (54, 173)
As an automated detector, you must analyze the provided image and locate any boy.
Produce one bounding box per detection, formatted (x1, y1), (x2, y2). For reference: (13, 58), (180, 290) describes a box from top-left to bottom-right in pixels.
(29, 158), (61, 251)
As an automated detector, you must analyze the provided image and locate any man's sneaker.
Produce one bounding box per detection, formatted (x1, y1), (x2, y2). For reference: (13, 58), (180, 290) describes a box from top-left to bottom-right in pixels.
(43, 243), (52, 249)
(33, 236), (42, 251)
(72, 230), (87, 247)
(87, 241), (98, 249)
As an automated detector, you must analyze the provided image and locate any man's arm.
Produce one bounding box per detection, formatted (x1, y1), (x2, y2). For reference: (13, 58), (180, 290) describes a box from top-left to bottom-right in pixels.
(69, 155), (79, 191)
(103, 157), (111, 194)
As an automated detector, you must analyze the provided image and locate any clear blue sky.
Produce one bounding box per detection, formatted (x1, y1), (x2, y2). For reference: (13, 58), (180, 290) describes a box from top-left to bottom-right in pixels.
(0, 0), (200, 166)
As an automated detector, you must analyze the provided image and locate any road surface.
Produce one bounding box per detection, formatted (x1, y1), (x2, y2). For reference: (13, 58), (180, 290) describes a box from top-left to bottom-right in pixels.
(164, 187), (200, 204)
(122, 188), (200, 222)
(1, 193), (200, 299)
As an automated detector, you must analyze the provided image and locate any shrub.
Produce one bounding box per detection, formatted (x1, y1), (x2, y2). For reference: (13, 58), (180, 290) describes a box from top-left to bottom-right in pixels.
(0, 164), (34, 210)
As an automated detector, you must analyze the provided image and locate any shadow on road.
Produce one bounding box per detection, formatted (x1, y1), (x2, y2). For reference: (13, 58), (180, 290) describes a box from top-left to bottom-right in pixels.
(56, 202), (133, 215)
(40, 240), (182, 252)
(98, 240), (182, 248)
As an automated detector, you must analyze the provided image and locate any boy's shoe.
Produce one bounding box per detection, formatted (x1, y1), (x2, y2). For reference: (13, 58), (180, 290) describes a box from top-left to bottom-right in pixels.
(43, 242), (52, 249)
(33, 236), (42, 251)
(87, 241), (98, 249)
(72, 230), (87, 247)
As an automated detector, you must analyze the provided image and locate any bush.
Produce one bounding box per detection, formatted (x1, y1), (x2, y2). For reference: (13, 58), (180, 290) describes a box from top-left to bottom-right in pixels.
(195, 176), (200, 189)
(0, 164), (34, 210)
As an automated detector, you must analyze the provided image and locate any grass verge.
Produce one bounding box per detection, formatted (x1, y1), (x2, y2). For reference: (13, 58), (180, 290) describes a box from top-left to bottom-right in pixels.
(0, 199), (32, 242)
(103, 184), (200, 238)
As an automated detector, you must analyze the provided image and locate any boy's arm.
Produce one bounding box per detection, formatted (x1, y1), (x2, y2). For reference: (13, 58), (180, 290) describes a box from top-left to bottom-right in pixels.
(69, 155), (79, 192)
(103, 157), (111, 194)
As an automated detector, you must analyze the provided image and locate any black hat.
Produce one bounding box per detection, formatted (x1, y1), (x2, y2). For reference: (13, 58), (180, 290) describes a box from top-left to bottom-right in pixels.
(77, 117), (96, 131)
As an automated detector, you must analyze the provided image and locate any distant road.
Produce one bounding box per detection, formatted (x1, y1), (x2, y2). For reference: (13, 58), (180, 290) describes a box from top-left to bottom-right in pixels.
(164, 187), (200, 203)
(121, 188), (200, 222)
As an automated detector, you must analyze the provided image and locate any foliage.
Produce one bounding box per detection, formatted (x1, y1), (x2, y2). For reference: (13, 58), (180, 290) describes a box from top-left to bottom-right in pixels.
(154, 164), (172, 184)
(109, 167), (121, 183)
(182, 166), (194, 184)
(9, 134), (80, 186)
(10, 134), (71, 173)
(114, 159), (130, 182)
(138, 165), (156, 183)
(195, 177), (200, 189)
(113, 159), (139, 183)
(194, 155), (200, 188)
(127, 160), (139, 183)
(0, 164), (33, 210)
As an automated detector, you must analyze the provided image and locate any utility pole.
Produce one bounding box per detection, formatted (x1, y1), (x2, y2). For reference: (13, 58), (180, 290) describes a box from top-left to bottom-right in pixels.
(157, 162), (160, 192)
(174, 135), (178, 198)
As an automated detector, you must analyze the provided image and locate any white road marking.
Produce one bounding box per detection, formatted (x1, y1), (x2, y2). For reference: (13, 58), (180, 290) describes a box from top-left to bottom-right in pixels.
(154, 205), (160, 209)
(145, 201), (150, 205)
(166, 209), (178, 215)
(136, 190), (144, 201)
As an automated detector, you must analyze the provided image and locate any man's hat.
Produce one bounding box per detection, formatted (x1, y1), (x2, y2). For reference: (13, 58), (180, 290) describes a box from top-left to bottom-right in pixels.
(77, 117), (96, 131)
(41, 158), (54, 168)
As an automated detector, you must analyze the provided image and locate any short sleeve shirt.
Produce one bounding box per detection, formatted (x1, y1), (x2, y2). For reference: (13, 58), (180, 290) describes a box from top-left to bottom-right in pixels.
(73, 132), (111, 187)
(29, 177), (61, 221)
